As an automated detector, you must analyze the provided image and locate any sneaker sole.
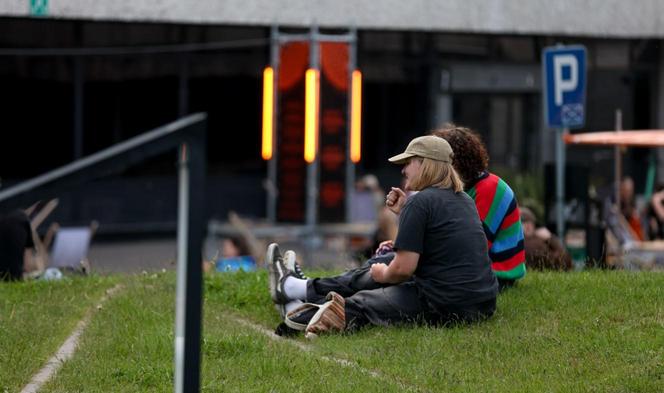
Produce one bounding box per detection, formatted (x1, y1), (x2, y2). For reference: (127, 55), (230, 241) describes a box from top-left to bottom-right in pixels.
(284, 250), (308, 280)
(283, 250), (296, 272)
(266, 243), (282, 304)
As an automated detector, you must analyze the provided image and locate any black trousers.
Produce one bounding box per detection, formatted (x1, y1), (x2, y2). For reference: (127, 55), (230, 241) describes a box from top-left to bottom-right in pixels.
(306, 253), (496, 331)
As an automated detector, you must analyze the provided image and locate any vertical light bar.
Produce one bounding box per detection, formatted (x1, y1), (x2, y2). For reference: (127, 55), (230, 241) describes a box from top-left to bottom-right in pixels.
(350, 70), (362, 163)
(261, 66), (274, 160)
(304, 68), (319, 163)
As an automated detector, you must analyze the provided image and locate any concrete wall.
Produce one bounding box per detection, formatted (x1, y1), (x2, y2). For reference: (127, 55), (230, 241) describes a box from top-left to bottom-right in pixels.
(3, 0), (664, 38)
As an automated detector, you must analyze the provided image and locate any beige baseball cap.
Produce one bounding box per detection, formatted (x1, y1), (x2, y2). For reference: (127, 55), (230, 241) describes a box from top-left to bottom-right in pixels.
(388, 135), (453, 164)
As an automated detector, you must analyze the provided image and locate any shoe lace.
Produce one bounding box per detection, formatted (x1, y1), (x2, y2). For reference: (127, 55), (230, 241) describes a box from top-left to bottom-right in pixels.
(293, 262), (309, 280)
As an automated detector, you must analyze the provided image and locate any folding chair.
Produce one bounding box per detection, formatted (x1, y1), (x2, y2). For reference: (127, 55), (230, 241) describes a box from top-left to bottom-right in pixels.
(349, 190), (378, 223)
(48, 221), (98, 274)
(26, 199), (59, 274)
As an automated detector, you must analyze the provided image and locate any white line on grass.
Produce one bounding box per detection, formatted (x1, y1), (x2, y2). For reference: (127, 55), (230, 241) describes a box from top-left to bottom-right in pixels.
(20, 284), (124, 393)
(232, 316), (427, 392)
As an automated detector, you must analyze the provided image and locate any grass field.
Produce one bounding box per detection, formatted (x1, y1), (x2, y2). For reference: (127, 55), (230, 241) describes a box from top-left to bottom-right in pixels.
(1, 270), (662, 392)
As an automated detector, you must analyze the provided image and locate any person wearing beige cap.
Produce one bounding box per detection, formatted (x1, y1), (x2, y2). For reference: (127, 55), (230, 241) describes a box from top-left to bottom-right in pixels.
(268, 135), (498, 338)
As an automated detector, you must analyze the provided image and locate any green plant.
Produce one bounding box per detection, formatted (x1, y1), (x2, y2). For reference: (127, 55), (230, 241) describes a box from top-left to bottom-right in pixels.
(494, 166), (545, 221)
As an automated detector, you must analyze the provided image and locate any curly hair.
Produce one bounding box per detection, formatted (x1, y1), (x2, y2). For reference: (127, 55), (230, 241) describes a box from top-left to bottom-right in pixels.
(431, 123), (489, 184)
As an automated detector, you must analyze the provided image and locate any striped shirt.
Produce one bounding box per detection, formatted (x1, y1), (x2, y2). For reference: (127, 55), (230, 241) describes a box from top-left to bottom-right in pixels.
(467, 172), (526, 281)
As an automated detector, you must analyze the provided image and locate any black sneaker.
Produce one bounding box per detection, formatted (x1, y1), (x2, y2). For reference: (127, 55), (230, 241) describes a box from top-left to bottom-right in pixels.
(267, 243), (294, 305)
(274, 322), (301, 337)
(284, 250), (309, 280)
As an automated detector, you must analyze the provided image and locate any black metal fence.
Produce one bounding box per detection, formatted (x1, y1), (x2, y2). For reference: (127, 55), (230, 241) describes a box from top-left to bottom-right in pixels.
(0, 113), (207, 393)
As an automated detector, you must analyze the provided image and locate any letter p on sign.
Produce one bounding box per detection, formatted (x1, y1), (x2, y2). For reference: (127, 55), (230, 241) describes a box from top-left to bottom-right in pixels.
(543, 45), (586, 129)
(553, 55), (578, 106)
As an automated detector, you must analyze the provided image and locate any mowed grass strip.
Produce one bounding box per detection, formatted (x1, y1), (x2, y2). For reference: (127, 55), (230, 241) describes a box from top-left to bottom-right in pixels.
(209, 269), (664, 393)
(43, 271), (405, 392)
(0, 276), (119, 392)
(18, 269), (663, 392)
(202, 309), (407, 392)
(41, 273), (175, 393)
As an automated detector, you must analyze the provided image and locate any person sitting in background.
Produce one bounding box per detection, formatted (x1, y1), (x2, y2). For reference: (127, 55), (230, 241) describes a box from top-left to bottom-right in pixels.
(646, 183), (664, 240)
(221, 236), (251, 259)
(521, 207), (572, 271)
(0, 209), (34, 281)
(213, 235), (257, 272)
(619, 176), (645, 241)
(356, 174), (385, 216)
(356, 174), (399, 260)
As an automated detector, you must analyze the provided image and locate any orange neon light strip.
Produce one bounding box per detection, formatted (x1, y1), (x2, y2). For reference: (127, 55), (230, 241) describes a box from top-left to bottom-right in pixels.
(261, 67), (274, 160)
(350, 70), (362, 163)
(304, 68), (320, 163)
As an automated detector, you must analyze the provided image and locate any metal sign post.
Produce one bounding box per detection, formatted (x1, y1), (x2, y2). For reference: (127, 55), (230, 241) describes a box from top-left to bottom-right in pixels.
(555, 127), (569, 239)
(614, 109), (623, 209)
(543, 44), (587, 239)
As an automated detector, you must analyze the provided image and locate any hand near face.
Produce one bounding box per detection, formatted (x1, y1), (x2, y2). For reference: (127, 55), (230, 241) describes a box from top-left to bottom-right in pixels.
(385, 187), (407, 214)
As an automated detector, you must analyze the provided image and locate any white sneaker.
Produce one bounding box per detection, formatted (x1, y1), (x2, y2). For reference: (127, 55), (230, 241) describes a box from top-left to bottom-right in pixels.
(284, 250), (309, 280)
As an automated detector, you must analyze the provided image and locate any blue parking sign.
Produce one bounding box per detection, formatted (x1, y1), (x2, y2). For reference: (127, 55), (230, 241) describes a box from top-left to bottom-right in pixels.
(543, 45), (586, 128)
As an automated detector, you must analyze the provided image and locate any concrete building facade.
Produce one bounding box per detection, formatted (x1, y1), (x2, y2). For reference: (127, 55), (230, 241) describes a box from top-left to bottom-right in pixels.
(1, 1), (663, 232)
(4, 0), (664, 37)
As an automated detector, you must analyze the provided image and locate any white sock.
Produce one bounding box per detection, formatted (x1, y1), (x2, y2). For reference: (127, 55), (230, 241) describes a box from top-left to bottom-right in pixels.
(284, 299), (304, 315)
(283, 276), (307, 301)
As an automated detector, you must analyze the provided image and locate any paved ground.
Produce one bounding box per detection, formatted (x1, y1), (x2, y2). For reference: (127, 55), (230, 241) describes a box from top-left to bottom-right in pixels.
(87, 235), (365, 275)
(88, 238), (178, 274)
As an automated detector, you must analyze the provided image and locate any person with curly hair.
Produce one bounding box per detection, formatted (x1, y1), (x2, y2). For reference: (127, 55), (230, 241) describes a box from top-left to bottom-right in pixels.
(432, 124), (526, 290)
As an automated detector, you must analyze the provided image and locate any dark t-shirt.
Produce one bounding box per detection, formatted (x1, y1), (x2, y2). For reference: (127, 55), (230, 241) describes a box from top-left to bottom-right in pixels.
(0, 210), (34, 281)
(394, 187), (498, 307)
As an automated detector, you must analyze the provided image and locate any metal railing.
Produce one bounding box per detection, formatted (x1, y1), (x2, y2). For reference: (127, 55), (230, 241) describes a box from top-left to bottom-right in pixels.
(0, 113), (207, 393)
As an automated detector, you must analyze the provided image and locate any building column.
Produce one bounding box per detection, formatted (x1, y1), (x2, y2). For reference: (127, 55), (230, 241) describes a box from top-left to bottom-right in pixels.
(489, 97), (509, 167)
(430, 68), (453, 128)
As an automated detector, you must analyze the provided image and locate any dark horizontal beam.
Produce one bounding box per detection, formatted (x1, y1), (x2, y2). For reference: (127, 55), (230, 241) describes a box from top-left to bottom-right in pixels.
(0, 113), (207, 211)
(0, 38), (269, 57)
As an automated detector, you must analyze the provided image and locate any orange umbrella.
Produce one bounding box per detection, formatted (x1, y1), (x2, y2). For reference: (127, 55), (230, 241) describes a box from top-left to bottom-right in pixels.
(564, 130), (664, 147)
